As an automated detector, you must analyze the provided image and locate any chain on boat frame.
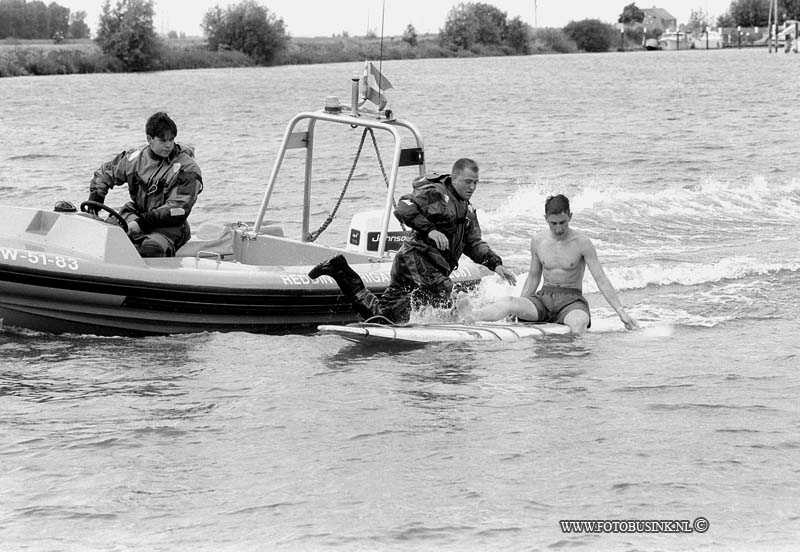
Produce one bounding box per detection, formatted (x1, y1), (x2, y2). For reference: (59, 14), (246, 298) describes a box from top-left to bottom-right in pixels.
(251, 75), (427, 259)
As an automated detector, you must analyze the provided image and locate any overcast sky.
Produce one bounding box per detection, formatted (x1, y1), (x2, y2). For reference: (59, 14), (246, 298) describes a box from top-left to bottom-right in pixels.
(60, 1), (733, 37)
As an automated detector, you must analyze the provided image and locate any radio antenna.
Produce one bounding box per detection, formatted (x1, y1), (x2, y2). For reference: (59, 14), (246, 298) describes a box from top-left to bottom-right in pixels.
(378, 0), (386, 80)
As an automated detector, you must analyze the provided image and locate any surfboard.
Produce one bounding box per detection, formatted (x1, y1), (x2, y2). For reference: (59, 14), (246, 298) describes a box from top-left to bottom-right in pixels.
(318, 321), (571, 343)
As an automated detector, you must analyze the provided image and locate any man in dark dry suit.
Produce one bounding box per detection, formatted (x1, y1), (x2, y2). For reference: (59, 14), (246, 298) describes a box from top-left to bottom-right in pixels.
(88, 111), (203, 257)
(309, 157), (516, 323)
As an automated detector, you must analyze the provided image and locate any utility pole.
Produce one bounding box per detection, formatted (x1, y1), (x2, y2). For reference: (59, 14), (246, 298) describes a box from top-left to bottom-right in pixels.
(534, 0), (538, 30)
(768, 0), (773, 52)
(767, 0), (780, 52)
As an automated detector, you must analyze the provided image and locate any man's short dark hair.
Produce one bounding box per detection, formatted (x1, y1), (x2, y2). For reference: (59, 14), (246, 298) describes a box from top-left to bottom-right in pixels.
(545, 194), (570, 216)
(146, 112), (177, 140)
(451, 158), (479, 176)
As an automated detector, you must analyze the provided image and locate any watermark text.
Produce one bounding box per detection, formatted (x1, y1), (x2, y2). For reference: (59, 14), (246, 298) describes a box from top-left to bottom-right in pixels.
(560, 517), (709, 534)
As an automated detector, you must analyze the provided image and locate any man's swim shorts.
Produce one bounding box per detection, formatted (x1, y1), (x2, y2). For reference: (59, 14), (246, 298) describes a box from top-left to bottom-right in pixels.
(523, 285), (591, 327)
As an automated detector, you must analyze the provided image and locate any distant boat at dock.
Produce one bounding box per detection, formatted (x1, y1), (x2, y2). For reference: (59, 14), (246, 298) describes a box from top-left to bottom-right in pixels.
(695, 30), (724, 49)
(644, 38), (661, 50)
(659, 30), (693, 50)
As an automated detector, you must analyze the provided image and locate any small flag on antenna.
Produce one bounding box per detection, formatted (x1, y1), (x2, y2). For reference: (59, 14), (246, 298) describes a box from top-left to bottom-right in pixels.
(364, 61), (393, 109)
(369, 61), (392, 90)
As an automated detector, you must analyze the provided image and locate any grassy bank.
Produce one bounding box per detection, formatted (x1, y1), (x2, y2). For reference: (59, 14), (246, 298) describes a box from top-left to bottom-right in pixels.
(277, 34), (529, 64)
(1, 31), (585, 78)
(0, 38), (256, 77)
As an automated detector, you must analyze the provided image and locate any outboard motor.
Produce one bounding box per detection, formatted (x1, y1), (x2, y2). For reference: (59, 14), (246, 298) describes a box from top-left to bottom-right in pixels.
(346, 209), (408, 254)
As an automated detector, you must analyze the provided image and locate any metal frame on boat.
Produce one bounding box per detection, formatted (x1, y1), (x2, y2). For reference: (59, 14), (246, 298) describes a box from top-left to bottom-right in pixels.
(0, 72), (490, 336)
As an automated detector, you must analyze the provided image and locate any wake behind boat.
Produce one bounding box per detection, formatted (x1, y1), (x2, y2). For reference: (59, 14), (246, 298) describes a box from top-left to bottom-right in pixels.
(0, 67), (490, 336)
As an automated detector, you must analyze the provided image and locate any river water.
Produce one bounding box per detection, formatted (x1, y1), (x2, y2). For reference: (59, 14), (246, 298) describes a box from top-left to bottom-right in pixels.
(1, 49), (799, 551)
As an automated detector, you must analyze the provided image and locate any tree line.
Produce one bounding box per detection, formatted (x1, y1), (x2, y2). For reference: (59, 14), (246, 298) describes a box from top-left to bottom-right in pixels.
(14, 0), (760, 77)
(1, 0), (536, 57)
(717, 0), (800, 26)
(0, 0), (89, 40)
(10, 0), (800, 62)
(1, 0), (654, 70)
(91, 0), (546, 72)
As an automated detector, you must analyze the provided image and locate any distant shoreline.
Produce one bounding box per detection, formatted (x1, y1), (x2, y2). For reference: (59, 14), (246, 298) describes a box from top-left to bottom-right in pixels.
(0, 34), (573, 78)
(0, 32), (775, 78)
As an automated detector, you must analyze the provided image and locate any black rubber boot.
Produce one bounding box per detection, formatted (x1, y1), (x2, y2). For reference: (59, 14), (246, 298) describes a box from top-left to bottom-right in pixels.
(308, 254), (366, 299)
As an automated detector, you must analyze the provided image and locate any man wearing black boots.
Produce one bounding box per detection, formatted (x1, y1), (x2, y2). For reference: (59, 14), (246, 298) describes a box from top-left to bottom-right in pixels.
(308, 158), (516, 323)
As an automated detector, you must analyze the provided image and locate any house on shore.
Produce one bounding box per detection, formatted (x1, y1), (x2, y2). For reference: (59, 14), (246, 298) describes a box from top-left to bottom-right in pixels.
(642, 7), (677, 32)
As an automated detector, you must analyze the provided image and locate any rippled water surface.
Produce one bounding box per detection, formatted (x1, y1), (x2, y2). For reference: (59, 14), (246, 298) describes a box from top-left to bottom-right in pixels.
(1, 49), (799, 550)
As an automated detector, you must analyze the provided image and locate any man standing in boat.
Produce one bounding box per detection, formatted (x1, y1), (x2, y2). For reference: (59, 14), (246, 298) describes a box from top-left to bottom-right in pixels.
(87, 112), (203, 257)
(457, 194), (638, 334)
(308, 158), (516, 323)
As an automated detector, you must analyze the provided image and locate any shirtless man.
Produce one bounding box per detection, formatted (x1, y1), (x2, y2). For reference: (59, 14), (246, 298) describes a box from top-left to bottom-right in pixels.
(458, 194), (638, 334)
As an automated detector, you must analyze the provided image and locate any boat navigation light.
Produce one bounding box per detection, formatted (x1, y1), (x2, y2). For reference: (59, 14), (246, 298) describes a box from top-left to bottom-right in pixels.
(324, 96), (342, 113)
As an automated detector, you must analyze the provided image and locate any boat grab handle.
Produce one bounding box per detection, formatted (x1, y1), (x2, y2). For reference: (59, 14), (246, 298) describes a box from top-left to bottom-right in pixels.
(195, 251), (222, 266)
